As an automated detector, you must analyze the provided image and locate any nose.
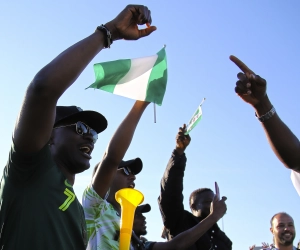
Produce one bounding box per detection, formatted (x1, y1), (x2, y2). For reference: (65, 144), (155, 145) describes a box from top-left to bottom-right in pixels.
(285, 226), (292, 231)
(129, 174), (136, 180)
(83, 132), (94, 143)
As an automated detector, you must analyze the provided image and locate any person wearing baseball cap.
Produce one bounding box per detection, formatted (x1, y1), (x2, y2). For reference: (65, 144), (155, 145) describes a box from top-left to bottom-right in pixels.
(0, 4), (156, 250)
(82, 100), (150, 250)
(132, 203), (152, 249)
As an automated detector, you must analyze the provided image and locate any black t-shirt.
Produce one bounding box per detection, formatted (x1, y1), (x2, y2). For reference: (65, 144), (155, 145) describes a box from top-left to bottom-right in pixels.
(0, 142), (87, 249)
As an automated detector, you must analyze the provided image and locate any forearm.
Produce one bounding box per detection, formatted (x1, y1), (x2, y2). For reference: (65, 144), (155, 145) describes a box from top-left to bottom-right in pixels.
(153, 214), (218, 250)
(158, 151), (186, 227)
(13, 30), (106, 153)
(92, 101), (149, 196)
(160, 150), (186, 197)
(105, 101), (149, 163)
(14, 4), (156, 155)
(254, 96), (300, 171)
(31, 30), (106, 99)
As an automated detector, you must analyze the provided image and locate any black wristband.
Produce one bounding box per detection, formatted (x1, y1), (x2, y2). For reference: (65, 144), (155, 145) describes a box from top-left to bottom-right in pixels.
(255, 106), (276, 122)
(96, 25), (112, 48)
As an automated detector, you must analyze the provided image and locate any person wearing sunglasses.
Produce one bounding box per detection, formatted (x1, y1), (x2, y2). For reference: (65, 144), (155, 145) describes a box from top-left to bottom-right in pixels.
(82, 100), (149, 250)
(0, 5), (155, 250)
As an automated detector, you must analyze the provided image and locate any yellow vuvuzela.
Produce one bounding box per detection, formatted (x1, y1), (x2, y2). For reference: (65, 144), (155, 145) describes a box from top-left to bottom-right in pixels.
(115, 188), (144, 250)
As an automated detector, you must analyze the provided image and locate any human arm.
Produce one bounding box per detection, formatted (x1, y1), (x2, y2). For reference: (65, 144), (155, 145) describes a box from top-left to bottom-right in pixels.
(92, 101), (149, 198)
(13, 5), (156, 155)
(158, 125), (191, 232)
(154, 183), (227, 250)
(230, 55), (300, 173)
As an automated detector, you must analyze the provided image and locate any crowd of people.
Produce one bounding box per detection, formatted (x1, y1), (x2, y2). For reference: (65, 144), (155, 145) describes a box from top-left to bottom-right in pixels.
(0, 4), (299, 250)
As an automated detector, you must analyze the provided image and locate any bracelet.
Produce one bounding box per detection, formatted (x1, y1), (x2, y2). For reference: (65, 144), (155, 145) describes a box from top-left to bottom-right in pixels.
(96, 25), (112, 48)
(255, 106), (276, 122)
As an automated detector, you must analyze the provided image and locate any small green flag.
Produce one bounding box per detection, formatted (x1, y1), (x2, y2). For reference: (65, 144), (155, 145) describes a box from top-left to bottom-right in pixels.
(86, 48), (168, 105)
(185, 98), (205, 135)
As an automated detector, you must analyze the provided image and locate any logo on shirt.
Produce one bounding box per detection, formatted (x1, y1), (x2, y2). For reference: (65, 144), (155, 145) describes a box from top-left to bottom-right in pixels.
(59, 180), (75, 211)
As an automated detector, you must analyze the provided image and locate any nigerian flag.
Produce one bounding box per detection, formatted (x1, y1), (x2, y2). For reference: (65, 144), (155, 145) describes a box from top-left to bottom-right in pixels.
(86, 48), (167, 105)
(185, 99), (205, 135)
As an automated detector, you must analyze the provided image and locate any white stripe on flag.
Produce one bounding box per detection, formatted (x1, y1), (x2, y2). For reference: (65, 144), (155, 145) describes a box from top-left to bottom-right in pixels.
(114, 55), (158, 100)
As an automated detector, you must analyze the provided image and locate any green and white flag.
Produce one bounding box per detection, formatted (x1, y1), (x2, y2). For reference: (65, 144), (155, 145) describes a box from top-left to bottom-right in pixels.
(86, 48), (167, 105)
(185, 98), (205, 135)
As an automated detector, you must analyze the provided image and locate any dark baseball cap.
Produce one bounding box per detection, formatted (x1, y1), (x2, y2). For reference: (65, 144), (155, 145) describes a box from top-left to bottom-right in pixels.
(136, 203), (151, 214)
(54, 106), (107, 133)
(118, 158), (143, 175)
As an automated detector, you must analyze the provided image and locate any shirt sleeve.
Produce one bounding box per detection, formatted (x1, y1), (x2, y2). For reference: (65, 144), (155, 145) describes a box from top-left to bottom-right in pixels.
(145, 241), (156, 250)
(82, 184), (109, 217)
(82, 184), (111, 240)
(4, 141), (52, 185)
(158, 150), (187, 232)
(291, 170), (300, 196)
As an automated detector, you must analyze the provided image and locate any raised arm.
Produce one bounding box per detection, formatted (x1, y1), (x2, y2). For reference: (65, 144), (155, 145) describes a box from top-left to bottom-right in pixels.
(154, 183), (227, 250)
(158, 124), (191, 232)
(230, 55), (300, 173)
(13, 5), (156, 155)
(92, 101), (149, 198)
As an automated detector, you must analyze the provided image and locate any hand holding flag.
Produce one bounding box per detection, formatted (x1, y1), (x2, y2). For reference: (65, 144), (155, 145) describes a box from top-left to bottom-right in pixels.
(175, 124), (191, 155)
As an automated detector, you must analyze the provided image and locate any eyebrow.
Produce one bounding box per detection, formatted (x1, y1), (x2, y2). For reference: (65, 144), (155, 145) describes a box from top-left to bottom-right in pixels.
(277, 222), (294, 226)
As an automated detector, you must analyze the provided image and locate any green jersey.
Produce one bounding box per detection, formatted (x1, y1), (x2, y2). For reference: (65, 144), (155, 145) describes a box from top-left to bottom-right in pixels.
(0, 143), (87, 249)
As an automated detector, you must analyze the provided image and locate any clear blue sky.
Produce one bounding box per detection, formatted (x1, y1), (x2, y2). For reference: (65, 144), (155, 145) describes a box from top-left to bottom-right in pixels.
(1, 1), (300, 249)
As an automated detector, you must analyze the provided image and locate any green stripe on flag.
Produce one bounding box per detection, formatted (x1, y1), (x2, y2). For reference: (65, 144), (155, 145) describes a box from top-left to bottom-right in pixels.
(146, 48), (168, 106)
(86, 48), (168, 105)
(87, 59), (131, 92)
(185, 105), (203, 135)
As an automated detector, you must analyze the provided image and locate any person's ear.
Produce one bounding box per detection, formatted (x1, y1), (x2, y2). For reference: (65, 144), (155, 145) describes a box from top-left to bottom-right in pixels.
(190, 204), (198, 214)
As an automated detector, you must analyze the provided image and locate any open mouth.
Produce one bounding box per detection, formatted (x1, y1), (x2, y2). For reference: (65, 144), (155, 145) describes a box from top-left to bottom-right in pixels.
(79, 145), (93, 158)
(282, 233), (293, 239)
(129, 183), (135, 188)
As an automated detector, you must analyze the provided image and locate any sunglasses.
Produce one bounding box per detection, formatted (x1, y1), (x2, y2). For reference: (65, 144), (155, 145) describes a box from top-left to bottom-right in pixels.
(54, 121), (98, 144)
(121, 166), (132, 176)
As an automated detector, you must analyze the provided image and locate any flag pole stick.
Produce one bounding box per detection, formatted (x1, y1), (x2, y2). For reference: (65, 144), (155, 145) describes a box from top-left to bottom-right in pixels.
(153, 103), (156, 123)
(199, 97), (206, 106)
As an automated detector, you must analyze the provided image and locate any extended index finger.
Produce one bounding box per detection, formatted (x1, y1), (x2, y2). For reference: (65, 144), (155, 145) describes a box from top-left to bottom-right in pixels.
(230, 55), (255, 75)
(215, 182), (220, 200)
